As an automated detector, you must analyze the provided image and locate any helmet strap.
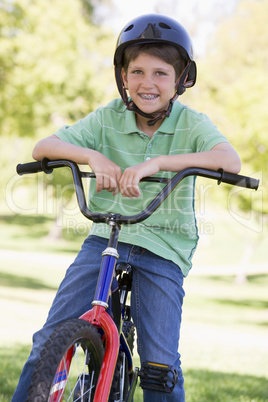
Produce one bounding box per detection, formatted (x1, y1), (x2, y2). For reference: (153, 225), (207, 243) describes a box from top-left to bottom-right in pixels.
(176, 62), (193, 95)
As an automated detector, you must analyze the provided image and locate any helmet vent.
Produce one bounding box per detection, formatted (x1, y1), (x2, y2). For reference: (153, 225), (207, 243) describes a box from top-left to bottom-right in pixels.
(124, 24), (134, 32)
(159, 22), (171, 29)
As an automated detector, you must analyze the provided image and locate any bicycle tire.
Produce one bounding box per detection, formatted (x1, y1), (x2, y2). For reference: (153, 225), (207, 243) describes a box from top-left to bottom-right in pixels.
(27, 318), (104, 402)
(109, 320), (135, 401)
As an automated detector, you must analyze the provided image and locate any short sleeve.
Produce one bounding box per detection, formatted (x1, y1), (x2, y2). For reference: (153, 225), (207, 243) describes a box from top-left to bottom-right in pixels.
(54, 107), (104, 150)
(189, 112), (229, 153)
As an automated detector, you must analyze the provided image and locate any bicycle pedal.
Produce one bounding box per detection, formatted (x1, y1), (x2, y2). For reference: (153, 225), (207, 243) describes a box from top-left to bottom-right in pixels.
(138, 361), (178, 393)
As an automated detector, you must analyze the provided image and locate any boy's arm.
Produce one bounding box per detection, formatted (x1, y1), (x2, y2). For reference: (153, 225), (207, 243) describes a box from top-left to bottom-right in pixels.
(33, 135), (94, 164)
(119, 142), (241, 198)
(157, 142), (241, 174)
(32, 135), (122, 195)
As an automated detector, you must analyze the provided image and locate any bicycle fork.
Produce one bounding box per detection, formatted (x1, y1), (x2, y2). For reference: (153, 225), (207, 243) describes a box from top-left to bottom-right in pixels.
(83, 221), (122, 401)
(51, 220), (129, 401)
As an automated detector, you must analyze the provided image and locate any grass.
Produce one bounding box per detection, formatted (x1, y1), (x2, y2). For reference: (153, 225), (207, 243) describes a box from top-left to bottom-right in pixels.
(0, 212), (86, 254)
(184, 369), (268, 401)
(0, 345), (31, 401)
(1, 259), (267, 401)
(0, 211), (268, 401)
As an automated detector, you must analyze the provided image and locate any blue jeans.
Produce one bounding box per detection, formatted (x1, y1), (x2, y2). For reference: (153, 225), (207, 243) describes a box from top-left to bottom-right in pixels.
(12, 235), (185, 401)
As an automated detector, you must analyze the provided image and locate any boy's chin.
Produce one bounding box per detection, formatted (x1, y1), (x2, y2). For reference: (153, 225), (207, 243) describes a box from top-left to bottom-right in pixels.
(137, 101), (170, 115)
(137, 105), (163, 115)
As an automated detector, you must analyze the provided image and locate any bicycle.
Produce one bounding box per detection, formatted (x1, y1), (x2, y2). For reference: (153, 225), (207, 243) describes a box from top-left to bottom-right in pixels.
(16, 158), (259, 401)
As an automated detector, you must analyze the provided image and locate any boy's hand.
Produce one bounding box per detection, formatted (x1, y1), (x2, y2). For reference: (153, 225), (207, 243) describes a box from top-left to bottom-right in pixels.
(119, 158), (160, 198)
(88, 151), (122, 195)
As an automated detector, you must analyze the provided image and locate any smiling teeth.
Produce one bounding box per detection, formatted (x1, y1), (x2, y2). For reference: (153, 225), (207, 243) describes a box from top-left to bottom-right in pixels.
(140, 94), (157, 99)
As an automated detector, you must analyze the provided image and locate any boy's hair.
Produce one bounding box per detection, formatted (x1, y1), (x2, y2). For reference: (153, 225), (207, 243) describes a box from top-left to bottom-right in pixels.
(123, 43), (187, 80)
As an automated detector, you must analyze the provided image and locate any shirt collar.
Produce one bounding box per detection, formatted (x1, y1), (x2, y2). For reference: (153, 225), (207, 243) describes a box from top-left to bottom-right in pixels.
(124, 101), (183, 135)
(124, 109), (140, 134)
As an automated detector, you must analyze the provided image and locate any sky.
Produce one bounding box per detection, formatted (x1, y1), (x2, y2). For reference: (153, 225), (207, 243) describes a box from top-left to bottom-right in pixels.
(108, 0), (214, 29)
(96, 0), (239, 57)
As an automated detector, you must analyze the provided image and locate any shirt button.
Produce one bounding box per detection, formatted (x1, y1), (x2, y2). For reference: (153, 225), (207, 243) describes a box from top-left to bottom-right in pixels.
(146, 157), (151, 161)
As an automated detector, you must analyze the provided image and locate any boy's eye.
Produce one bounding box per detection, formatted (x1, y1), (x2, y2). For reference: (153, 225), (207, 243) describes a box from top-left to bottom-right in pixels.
(129, 69), (168, 76)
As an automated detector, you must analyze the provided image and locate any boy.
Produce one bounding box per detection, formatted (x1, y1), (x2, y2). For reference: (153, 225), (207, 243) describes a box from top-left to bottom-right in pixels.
(13, 14), (240, 401)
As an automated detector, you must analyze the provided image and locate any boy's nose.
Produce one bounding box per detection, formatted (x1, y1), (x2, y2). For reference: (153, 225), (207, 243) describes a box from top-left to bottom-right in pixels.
(141, 74), (154, 88)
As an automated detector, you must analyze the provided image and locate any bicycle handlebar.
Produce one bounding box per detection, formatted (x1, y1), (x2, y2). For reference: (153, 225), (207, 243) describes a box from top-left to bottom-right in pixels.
(16, 158), (259, 225)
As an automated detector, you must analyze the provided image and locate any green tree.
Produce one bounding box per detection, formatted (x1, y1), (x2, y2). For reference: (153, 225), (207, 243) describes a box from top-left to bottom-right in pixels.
(183, 0), (268, 281)
(0, 0), (115, 139)
(1, 0), (116, 238)
(185, 0), (267, 214)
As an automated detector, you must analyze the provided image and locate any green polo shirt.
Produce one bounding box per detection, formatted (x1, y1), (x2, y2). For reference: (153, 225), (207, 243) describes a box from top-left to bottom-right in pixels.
(55, 98), (229, 276)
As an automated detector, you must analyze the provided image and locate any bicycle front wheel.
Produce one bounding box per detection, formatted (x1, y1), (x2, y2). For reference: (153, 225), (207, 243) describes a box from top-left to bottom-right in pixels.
(27, 318), (104, 402)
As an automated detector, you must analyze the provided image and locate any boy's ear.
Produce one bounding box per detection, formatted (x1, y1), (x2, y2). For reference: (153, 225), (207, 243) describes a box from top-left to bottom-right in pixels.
(121, 68), (128, 88)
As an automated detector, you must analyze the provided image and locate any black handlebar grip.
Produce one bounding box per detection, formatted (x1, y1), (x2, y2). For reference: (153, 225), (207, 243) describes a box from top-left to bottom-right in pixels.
(219, 170), (259, 190)
(16, 158), (53, 175)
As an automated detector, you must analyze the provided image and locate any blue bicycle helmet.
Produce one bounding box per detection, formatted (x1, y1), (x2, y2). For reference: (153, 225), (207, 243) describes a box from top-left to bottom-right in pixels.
(114, 14), (197, 125)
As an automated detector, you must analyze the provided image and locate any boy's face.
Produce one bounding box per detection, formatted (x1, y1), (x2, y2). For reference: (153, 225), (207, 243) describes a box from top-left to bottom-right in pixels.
(121, 52), (177, 117)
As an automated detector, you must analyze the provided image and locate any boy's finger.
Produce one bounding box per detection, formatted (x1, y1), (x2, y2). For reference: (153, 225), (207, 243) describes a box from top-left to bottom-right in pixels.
(103, 176), (111, 190)
(96, 175), (103, 193)
(124, 183), (140, 198)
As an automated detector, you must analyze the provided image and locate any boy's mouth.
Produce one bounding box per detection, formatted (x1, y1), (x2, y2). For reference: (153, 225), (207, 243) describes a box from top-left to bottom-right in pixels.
(139, 94), (159, 100)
